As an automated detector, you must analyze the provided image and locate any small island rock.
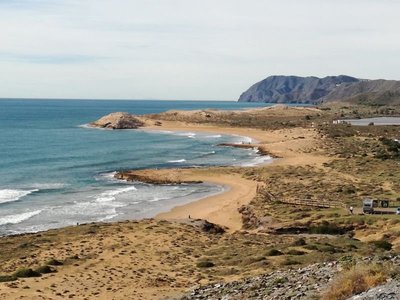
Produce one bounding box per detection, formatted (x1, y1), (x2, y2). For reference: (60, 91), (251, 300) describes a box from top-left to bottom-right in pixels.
(91, 112), (144, 129)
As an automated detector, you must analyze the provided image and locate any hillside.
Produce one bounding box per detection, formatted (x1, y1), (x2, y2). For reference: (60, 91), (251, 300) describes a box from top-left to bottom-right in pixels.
(238, 75), (400, 105)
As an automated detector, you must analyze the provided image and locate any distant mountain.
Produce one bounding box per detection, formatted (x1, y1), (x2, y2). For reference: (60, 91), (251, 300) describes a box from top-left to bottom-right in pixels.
(238, 75), (400, 105)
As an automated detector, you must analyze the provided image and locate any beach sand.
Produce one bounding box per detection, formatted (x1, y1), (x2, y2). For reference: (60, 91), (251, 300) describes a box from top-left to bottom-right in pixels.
(138, 119), (327, 230)
(0, 220), (226, 300)
(129, 168), (260, 232)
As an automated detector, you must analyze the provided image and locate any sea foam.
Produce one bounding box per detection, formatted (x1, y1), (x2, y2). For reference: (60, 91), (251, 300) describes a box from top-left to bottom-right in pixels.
(0, 210), (42, 226)
(95, 171), (118, 182)
(95, 186), (137, 202)
(0, 189), (38, 205)
(31, 183), (66, 190)
(241, 156), (273, 167)
(175, 132), (196, 138)
(232, 135), (253, 144)
(168, 159), (187, 163)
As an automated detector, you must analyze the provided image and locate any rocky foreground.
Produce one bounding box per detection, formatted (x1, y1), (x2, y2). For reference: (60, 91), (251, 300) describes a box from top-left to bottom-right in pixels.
(181, 256), (400, 300)
(348, 281), (400, 300)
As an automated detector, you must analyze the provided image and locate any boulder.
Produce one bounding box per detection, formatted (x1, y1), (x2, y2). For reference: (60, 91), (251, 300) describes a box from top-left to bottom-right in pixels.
(91, 112), (144, 129)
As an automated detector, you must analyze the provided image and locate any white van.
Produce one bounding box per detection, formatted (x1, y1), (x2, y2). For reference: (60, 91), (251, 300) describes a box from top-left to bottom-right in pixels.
(362, 198), (374, 214)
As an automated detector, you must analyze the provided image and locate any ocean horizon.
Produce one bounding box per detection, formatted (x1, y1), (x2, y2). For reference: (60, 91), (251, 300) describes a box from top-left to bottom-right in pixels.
(0, 99), (278, 235)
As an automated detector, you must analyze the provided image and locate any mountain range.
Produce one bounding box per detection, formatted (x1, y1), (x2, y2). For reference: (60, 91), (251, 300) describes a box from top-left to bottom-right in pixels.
(238, 75), (400, 105)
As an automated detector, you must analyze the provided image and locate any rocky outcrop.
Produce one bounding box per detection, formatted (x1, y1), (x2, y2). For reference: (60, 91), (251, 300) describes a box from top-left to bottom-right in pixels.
(182, 261), (340, 299)
(90, 112), (144, 129)
(199, 220), (225, 234)
(181, 255), (400, 300)
(115, 170), (203, 185)
(218, 143), (279, 157)
(238, 75), (400, 105)
(347, 280), (400, 300)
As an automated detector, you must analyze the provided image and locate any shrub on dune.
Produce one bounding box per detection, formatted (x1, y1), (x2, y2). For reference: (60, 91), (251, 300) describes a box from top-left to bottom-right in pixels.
(322, 264), (390, 300)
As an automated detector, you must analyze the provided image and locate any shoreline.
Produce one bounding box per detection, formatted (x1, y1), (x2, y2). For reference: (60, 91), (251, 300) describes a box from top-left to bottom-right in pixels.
(1, 113), (322, 237)
(125, 118), (326, 230)
(85, 119), (276, 230)
(79, 117), (325, 231)
(118, 122), (277, 231)
(0, 124), (271, 237)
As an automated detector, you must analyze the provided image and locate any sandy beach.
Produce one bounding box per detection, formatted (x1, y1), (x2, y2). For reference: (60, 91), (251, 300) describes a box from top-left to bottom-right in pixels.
(137, 117), (327, 231)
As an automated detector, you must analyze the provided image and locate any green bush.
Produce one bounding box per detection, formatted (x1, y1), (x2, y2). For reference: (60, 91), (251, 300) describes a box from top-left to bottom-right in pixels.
(309, 222), (347, 235)
(287, 249), (306, 256)
(196, 261), (215, 268)
(46, 258), (63, 266)
(0, 275), (17, 282)
(35, 265), (55, 274)
(304, 244), (318, 250)
(14, 268), (41, 278)
(292, 238), (306, 246)
(266, 249), (283, 256)
(281, 258), (300, 266)
(318, 245), (339, 253)
(371, 240), (392, 251)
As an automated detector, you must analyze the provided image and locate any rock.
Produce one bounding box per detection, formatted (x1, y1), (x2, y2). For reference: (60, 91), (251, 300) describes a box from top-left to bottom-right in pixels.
(347, 280), (400, 300)
(114, 171), (203, 185)
(90, 112), (144, 129)
(199, 220), (225, 234)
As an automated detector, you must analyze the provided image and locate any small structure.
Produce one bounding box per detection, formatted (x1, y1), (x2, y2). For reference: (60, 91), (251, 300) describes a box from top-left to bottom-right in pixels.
(362, 197), (390, 214)
(332, 120), (349, 125)
(363, 198), (374, 214)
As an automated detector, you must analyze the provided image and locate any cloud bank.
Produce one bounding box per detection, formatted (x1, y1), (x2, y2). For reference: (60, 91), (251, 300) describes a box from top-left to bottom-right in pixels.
(0, 0), (399, 100)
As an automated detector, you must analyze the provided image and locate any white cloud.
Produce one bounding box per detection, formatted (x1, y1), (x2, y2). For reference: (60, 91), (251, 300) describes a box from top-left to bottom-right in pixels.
(0, 0), (399, 100)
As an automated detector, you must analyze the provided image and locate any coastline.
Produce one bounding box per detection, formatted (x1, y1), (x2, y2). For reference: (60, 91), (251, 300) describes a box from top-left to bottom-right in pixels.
(129, 118), (327, 230)
(126, 120), (275, 231)
(1, 118), (323, 236)
(0, 106), (346, 300)
(155, 174), (258, 232)
(0, 123), (272, 237)
(120, 167), (260, 232)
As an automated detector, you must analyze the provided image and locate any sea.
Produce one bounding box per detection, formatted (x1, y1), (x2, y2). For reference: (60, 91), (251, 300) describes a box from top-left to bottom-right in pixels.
(0, 99), (276, 236)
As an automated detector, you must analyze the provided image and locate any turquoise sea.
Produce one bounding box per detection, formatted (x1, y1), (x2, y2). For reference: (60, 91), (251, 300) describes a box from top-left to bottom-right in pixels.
(0, 99), (272, 235)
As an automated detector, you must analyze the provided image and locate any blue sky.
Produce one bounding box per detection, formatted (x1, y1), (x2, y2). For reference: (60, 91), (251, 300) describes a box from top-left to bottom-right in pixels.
(0, 0), (399, 100)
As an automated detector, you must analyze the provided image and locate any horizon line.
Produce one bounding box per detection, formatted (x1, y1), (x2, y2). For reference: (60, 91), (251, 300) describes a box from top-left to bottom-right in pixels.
(0, 97), (236, 102)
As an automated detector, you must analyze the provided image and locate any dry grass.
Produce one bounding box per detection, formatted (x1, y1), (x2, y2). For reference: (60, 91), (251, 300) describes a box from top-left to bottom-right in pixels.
(322, 264), (390, 300)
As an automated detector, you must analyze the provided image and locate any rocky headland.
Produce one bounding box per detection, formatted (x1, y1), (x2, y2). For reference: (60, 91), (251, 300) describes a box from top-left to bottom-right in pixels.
(238, 75), (400, 105)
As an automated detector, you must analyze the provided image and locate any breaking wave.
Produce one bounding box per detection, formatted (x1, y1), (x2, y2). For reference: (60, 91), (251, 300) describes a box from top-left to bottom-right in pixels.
(0, 210), (42, 226)
(0, 189), (38, 205)
(95, 186), (138, 202)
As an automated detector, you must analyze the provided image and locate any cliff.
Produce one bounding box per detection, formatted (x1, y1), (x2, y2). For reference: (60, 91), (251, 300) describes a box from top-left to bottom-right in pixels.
(238, 75), (400, 105)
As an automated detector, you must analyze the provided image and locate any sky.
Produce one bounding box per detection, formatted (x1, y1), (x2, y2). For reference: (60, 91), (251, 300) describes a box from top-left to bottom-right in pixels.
(0, 0), (399, 100)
